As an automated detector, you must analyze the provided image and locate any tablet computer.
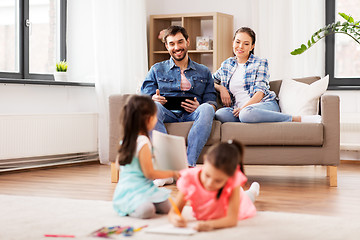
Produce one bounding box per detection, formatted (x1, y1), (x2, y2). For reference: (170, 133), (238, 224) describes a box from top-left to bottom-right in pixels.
(152, 130), (188, 171)
(163, 96), (195, 110)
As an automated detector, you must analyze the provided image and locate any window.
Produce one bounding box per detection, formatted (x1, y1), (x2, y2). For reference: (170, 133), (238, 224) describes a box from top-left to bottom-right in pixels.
(326, 0), (360, 89)
(0, 0), (66, 81)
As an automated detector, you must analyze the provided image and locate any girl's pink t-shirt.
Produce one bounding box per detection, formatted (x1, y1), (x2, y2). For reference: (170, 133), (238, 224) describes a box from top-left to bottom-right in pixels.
(177, 167), (256, 221)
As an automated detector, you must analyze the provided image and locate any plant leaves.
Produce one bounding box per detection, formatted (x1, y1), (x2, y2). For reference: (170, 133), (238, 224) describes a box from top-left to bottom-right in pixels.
(291, 48), (303, 55)
(55, 60), (68, 72)
(339, 12), (353, 22)
(291, 12), (359, 55)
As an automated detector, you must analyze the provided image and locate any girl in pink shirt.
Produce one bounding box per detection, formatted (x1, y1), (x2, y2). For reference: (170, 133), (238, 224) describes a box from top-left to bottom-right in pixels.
(168, 140), (260, 231)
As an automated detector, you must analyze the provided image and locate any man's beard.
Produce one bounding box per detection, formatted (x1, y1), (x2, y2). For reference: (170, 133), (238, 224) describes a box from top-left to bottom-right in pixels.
(171, 49), (187, 62)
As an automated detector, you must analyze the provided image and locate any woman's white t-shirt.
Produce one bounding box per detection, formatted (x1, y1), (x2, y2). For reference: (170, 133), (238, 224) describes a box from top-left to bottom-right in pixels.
(229, 63), (250, 108)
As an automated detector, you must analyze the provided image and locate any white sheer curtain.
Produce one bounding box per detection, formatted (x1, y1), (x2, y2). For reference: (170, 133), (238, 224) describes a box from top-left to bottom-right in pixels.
(68, 0), (148, 164)
(250, 0), (325, 80)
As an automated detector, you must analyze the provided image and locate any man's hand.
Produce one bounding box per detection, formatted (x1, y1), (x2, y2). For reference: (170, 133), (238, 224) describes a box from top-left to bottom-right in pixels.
(152, 89), (167, 105)
(181, 97), (200, 113)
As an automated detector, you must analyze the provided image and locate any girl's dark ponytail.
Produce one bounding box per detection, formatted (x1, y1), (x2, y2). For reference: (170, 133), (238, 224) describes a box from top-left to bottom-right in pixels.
(228, 140), (245, 174)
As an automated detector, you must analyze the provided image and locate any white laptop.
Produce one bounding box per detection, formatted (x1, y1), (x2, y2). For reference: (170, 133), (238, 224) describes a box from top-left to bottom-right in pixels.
(152, 130), (188, 171)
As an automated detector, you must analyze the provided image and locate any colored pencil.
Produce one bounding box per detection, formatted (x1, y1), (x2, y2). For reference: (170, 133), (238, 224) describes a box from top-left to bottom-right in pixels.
(44, 234), (75, 238)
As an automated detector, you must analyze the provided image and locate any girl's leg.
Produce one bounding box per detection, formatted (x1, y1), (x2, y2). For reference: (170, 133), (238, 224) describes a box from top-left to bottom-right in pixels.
(244, 182), (260, 203)
(129, 201), (156, 219)
(154, 199), (171, 214)
(239, 100), (292, 123)
(215, 107), (240, 123)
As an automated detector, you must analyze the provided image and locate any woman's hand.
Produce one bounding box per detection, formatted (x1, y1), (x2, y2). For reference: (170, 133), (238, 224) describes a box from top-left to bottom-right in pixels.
(219, 85), (232, 107)
(232, 107), (241, 117)
(195, 221), (213, 231)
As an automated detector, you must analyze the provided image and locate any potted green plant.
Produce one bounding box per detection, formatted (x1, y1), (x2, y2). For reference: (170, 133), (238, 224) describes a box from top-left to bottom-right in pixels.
(54, 60), (68, 81)
(291, 13), (359, 55)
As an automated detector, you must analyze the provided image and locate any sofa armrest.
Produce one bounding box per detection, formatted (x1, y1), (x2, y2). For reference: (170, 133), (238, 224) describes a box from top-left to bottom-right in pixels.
(320, 94), (340, 165)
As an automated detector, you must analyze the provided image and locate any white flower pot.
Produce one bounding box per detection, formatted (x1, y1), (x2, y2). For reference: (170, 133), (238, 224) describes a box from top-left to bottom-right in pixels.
(54, 72), (68, 81)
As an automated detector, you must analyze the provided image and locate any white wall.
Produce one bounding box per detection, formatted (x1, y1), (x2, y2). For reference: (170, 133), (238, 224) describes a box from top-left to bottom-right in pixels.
(0, 83), (98, 160)
(329, 91), (360, 116)
(328, 90), (360, 160)
(327, 90), (360, 147)
(0, 84), (97, 115)
(146, 0), (254, 30)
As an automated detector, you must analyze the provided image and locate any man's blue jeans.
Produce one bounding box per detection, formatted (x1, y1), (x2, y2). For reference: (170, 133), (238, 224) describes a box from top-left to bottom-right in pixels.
(215, 100), (292, 123)
(154, 102), (215, 167)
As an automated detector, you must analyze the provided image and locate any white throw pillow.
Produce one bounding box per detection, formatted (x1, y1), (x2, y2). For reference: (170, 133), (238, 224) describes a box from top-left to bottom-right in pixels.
(278, 75), (329, 115)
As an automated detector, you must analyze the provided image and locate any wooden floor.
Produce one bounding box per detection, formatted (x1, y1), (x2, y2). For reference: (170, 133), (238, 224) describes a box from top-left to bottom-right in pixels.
(1, 161), (360, 218)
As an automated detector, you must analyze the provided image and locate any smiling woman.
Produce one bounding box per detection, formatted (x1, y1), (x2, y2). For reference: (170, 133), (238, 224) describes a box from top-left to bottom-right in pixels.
(213, 27), (322, 124)
(232, 28), (255, 64)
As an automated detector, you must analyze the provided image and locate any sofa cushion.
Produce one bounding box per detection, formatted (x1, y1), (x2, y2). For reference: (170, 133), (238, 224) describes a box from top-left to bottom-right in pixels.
(165, 120), (221, 146)
(221, 122), (323, 146)
(278, 75), (329, 115)
(269, 76), (321, 96)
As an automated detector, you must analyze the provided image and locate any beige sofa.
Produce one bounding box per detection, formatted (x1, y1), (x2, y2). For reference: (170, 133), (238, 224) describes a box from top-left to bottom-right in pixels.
(109, 76), (340, 187)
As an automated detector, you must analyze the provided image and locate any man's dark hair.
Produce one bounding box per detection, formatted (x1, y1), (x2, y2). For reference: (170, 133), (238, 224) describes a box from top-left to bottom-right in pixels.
(163, 25), (189, 43)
